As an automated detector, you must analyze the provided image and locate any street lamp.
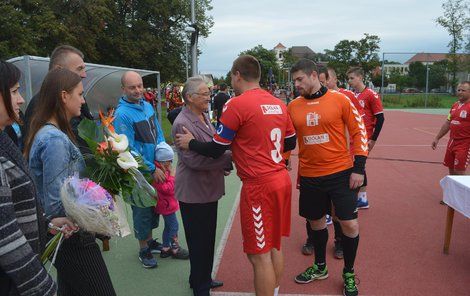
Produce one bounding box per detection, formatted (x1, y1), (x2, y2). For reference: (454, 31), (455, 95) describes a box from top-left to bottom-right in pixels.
(184, 26), (195, 80)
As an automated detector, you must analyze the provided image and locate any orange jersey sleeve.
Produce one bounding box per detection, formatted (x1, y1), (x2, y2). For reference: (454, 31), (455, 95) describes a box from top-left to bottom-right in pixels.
(340, 92), (369, 158)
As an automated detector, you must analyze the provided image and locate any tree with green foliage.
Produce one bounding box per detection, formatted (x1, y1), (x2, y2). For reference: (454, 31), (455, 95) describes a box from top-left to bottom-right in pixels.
(388, 69), (413, 92)
(408, 62), (427, 89)
(429, 60), (449, 89)
(324, 33), (381, 83)
(0, 0), (214, 83)
(436, 0), (470, 93)
(240, 45), (280, 86)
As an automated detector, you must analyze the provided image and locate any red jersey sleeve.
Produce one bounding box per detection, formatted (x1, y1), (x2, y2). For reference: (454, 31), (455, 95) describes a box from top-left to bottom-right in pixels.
(214, 98), (239, 145)
(368, 90), (384, 115)
(342, 97), (368, 157)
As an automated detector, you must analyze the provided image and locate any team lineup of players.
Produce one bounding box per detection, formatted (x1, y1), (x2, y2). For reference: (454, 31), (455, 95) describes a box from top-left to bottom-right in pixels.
(175, 55), (384, 296)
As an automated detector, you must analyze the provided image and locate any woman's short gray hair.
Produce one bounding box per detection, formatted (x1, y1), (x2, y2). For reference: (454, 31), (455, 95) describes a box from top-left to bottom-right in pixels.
(182, 76), (205, 103)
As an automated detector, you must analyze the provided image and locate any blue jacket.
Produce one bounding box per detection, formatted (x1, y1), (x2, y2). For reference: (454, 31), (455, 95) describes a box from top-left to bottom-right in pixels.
(28, 125), (85, 219)
(114, 97), (165, 172)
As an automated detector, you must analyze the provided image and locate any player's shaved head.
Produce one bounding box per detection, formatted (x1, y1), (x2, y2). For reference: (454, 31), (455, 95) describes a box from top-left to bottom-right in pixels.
(231, 55), (261, 82)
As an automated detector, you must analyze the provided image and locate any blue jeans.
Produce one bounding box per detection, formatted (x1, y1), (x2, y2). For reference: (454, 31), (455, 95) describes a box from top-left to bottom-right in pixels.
(162, 213), (179, 248)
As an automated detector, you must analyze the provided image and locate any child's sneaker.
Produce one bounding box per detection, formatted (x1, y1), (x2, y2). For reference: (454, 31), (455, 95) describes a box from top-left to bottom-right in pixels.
(147, 239), (163, 254)
(295, 263), (328, 284)
(343, 271), (358, 296)
(161, 246), (189, 259)
(138, 247), (157, 268)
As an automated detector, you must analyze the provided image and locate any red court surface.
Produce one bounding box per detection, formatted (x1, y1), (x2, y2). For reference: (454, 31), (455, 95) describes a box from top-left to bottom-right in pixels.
(213, 110), (470, 296)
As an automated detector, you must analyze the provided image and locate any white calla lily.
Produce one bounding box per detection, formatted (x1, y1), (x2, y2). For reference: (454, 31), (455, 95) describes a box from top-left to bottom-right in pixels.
(117, 151), (139, 170)
(108, 134), (129, 152)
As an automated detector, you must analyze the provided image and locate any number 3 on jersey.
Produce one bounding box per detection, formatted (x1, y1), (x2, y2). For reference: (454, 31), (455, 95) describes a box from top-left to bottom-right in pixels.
(270, 128), (283, 163)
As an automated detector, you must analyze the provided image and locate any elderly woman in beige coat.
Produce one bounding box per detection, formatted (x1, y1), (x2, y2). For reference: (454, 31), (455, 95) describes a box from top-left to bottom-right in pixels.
(171, 77), (232, 296)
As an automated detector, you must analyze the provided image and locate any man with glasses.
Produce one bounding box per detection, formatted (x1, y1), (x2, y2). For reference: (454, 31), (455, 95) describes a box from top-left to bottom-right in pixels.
(114, 71), (167, 268)
(432, 81), (470, 179)
(347, 67), (385, 209)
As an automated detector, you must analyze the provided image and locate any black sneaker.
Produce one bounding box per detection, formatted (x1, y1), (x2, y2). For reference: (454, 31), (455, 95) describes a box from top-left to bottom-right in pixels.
(301, 241), (314, 255)
(147, 239), (163, 254)
(295, 264), (328, 284)
(160, 247), (189, 259)
(334, 240), (343, 259)
(343, 272), (358, 296)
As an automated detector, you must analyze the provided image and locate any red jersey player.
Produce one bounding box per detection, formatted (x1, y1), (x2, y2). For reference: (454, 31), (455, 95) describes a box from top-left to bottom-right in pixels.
(175, 55), (296, 296)
(347, 66), (385, 209)
(432, 81), (470, 176)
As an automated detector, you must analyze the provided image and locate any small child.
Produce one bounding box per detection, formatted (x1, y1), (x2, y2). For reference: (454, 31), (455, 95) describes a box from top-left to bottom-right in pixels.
(154, 142), (189, 259)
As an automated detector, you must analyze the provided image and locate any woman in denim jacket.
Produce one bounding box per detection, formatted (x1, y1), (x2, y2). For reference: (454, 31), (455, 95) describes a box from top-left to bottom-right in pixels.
(24, 69), (116, 296)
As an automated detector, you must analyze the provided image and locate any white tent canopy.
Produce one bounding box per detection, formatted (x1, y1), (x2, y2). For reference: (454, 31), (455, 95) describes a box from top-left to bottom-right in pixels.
(7, 55), (162, 123)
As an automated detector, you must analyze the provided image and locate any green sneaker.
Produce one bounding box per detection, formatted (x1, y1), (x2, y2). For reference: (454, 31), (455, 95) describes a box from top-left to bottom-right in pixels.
(343, 272), (358, 296)
(294, 264), (328, 284)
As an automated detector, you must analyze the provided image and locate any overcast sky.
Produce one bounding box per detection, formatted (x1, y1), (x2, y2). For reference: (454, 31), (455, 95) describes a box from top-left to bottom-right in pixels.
(197, 0), (451, 77)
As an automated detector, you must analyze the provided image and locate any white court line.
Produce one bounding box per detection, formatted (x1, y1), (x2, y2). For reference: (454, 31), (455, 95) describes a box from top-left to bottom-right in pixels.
(212, 185), (242, 279)
(375, 144), (445, 147)
(413, 127), (449, 139)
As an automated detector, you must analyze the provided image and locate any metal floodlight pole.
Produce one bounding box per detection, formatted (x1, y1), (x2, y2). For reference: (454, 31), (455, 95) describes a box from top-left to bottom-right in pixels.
(185, 39), (189, 80)
(190, 0), (198, 76)
(425, 63), (430, 108)
(381, 52), (385, 97)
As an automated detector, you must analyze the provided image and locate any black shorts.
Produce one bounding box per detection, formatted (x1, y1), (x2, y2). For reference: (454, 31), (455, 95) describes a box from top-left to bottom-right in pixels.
(299, 168), (359, 221)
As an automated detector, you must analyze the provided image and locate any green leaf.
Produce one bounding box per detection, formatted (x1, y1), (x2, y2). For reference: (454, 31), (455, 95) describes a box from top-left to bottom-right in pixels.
(78, 118), (104, 151)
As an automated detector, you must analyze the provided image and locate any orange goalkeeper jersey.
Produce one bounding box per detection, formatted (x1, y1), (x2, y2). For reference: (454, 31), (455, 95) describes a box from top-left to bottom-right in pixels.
(287, 90), (368, 177)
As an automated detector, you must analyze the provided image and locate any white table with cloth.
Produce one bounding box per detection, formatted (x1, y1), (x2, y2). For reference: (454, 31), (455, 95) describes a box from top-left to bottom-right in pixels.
(440, 175), (470, 254)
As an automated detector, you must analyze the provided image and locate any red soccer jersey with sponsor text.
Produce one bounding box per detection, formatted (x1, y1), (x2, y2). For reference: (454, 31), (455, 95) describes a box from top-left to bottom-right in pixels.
(355, 87), (383, 137)
(447, 101), (470, 140)
(287, 90), (368, 177)
(213, 88), (296, 180)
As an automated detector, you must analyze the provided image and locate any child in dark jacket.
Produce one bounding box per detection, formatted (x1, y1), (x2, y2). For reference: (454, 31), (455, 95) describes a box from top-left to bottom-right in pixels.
(154, 142), (189, 259)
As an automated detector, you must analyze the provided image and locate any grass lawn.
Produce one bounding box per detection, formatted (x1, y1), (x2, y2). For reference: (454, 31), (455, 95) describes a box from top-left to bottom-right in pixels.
(382, 93), (457, 109)
(159, 105), (173, 144)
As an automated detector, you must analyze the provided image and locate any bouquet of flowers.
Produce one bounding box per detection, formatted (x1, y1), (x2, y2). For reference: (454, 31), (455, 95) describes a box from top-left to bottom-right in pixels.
(41, 176), (122, 265)
(78, 109), (157, 207)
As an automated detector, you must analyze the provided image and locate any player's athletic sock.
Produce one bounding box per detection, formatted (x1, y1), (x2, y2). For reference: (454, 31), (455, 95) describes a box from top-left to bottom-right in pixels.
(306, 220), (314, 243)
(312, 228), (328, 265)
(274, 286), (280, 296)
(342, 233), (359, 273)
(333, 220), (343, 242)
(358, 191), (367, 202)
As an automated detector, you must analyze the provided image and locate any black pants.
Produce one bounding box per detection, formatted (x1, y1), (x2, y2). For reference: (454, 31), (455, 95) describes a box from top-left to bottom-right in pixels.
(54, 231), (116, 296)
(180, 201), (218, 296)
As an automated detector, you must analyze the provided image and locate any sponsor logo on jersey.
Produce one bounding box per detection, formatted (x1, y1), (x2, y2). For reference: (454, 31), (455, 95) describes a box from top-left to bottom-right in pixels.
(303, 133), (329, 145)
(460, 110), (467, 118)
(260, 105), (282, 115)
(451, 120), (461, 125)
(359, 100), (365, 108)
(306, 112), (321, 126)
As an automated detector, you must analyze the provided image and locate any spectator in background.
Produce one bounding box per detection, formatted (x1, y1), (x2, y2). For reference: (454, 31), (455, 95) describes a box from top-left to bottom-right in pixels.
(114, 71), (167, 269)
(213, 83), (230, 125)
(23, 45), (93, 156)
(144, 87), (157, 108)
